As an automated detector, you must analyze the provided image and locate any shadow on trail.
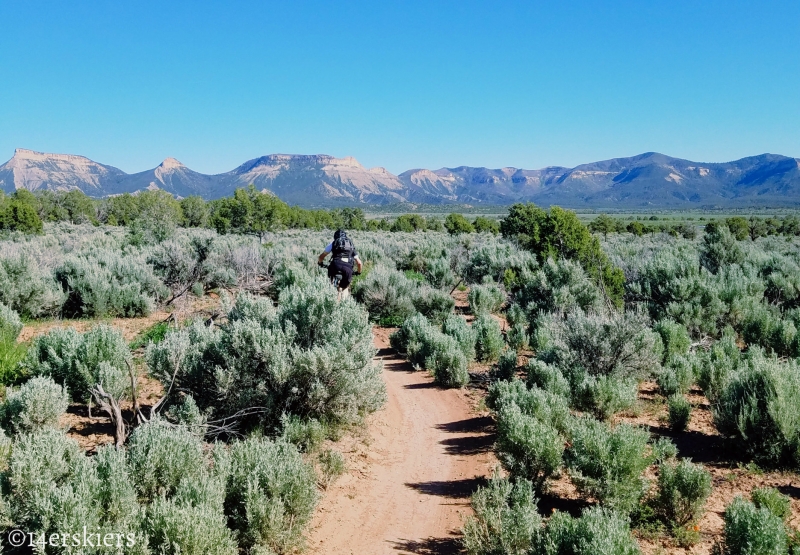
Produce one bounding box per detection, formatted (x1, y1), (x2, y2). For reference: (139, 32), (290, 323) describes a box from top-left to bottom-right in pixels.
(390, 536), (463, 555)
(440, 435), (495, 456)
(538, 493), (592, 518)
(405, 477), (487, 499)
(436, 416), (494, 434)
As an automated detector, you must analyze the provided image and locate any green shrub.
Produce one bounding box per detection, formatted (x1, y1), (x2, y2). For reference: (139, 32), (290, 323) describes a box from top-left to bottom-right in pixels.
(573, 374), (638, 421)
(668, 394), (692, 433)
(525, 359), (570, 399)
(352, 266), (416, 323)
(486, 379), (571, 435)
(0, 334), (27, 385)
(653, 319), (691, 363)
(657, 354), (696, 396)
(412, 286), (455, 324)
(0, 253), (64, 318)
(506, 321), (529, 351)
(751, 487), (791, 522)
(442, 314), (476, 362)
(55, 251), (168, 317)
(653, 459), (712, 528)
(1, 376), (69, 434)
(390, 313), (431, 355)
(717, 496), (788, 555)
(566, 419), (652, 515)
(0, 301), (22, 341)
(129, 320), (171, 350)
(280, 414), (327, 453)
(494, 349), (518, 381)
(428, 335), (470, 388)
(462, 474), (541, 555)
(127, 419), (206, 503)
(543, 506), (642, 555)
(697, 328), (743, 402)
(468, 282), (504, 315)
(423, 257), (455, 289)
(24, 324), (131, 403)
(317, 449), (346, 489)
(474, 314), (504, 363)
(165, 394), (208, 437)
(496, 403), (564, 492)
(714, 352), (800, 466)
(225, 437), (318, 553)
(145, 497), (237, 555)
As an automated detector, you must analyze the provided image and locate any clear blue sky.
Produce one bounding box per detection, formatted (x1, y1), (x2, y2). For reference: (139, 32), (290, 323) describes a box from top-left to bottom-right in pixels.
(1, 0), (798, 174)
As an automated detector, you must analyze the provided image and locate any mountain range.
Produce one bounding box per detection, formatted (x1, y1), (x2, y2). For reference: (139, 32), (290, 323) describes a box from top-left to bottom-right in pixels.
(2, 148), (799, 208)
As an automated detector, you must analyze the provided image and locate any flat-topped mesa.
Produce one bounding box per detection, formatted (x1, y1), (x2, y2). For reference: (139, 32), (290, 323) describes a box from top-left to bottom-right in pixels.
(11, 148), (96, 164)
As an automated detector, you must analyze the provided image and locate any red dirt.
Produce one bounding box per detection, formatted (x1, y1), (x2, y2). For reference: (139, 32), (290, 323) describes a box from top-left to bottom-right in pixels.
(307, 327), (496, 555)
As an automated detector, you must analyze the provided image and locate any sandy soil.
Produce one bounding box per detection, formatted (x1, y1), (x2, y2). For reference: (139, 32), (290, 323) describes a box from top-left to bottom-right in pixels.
(307, 327), (496, 555)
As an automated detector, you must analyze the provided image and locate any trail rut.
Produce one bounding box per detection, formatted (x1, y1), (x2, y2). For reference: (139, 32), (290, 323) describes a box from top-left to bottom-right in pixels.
(308, 327), (496, 555)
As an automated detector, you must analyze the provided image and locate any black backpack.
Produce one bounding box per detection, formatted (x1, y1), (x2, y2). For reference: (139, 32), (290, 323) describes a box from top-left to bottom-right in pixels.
(332, 233), (355, 260)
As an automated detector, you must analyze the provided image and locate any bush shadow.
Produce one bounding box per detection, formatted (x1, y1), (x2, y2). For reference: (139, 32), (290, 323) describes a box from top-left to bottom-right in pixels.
(405, 477), (487, 499)
(390, 536), (463, 555)
(440, 434), (495, 456)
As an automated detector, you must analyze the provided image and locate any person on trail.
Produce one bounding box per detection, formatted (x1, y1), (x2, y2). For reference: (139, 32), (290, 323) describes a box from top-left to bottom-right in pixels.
(318, 229), (363, 295)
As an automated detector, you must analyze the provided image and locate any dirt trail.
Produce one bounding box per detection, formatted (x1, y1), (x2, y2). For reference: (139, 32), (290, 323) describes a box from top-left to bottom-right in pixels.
(308, 327), (496, 555)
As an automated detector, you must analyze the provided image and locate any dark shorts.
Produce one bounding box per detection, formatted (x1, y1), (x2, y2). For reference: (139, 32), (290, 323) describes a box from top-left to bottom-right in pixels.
(328, 259), (354, 289)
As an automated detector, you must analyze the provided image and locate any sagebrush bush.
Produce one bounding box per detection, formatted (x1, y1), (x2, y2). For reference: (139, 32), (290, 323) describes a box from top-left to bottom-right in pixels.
(392, 313), (469, 387)
(317, 449), (346, 489)
(668, 394), (692, 433)
(566, 418), (652, 515)
(352, 265), (416, 324)
(717, 496), (788, 555)
(474, 314), (504, 362)
(573, 373), (638, 421)
(653, 319), (691, 363)
(468, 282), (505, 315)
(423, 256), (455, 289)
(714, 351), (800, 467)
(0, 301), (22, 341)
(0, 252), (64, 318)
(225, 437), (318, 553)
(127, 419), (206, 502)
(442, 314), (476, 362)
(1, 376), (69, 434)
(486, 379), (571, 435)
(145, 497), (238, 555)
(525, 359), (570, 399)
(412, 286), (455, 324)
(506, 321), (529, 351)
(543, 506), (642, 555)
(495, 403), (564, 492)
(24, 324), (131, 403)
(657, 354), (696, 396)
(56, 250), (168, 317)
(148, 280), (385, 432)
(751, 487), (791, 522)
(653, 459), (712, 528)
(494, 349), (518, 381)
(462, 473), (541, 555)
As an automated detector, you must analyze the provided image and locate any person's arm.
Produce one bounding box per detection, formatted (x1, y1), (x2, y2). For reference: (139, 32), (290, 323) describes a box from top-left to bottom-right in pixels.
(318, 250), (329, 265)
(355, 255), (363, 273)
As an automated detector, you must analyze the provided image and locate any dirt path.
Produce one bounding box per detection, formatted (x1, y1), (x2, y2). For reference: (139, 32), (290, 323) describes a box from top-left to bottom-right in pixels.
(308, 327), (496, 555)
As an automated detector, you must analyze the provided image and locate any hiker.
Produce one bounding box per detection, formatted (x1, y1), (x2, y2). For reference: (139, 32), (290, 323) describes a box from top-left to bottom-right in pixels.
(318, 229), (363, 296)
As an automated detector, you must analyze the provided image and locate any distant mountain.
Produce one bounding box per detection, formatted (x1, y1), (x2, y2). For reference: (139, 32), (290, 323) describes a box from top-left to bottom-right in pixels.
(1, 148), (799, 208)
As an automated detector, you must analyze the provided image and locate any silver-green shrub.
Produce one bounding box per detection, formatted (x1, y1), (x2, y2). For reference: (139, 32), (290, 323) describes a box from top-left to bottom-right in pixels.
(352, 265), (416, 324)
(653, 319), (691, 363)
(1, 376), (69, 434)
(462, 474), (541, 555)
(667, 394), (692, 433)
(224, 437), (318, 553)
(486, 379), (571, 435)
(441, 314), (476, 362)
(566, 418), (652, 515)
(717, 496), (788, 555)
(0, 301), (22, 341)
(0, 252), (64, 318)
(412, 286), (455, 324)
(145, 497), (237, 555)
(55, 250), (168, 317)
(525, 359), (570, 399)
(423, 256), (455, 289)
(496, 403), (564, 492)
(468, 282), (505, 315)
(657, 353), (697, 396)
(24, 324), (131, 403)
(392, 313), (469, 387)
(127, 419), (206, 503)
(474, 314), (503, 363)
(751, 487), (791, 522)
(494, 349), (518, 381)
(714, 351), (800, 467)
(653, 459), (711, 528)
(542, 506), (641, 555)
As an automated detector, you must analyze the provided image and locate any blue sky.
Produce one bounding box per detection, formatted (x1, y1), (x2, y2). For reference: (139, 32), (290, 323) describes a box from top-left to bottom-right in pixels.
(1, 0), (798, 174)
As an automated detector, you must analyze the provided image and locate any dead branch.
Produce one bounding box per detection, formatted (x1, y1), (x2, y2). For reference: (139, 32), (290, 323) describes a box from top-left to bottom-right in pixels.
(90, 383), (127, 448)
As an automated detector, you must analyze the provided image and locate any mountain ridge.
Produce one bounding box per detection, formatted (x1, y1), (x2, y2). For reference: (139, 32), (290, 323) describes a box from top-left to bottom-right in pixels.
(1, 148), (799, 208)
